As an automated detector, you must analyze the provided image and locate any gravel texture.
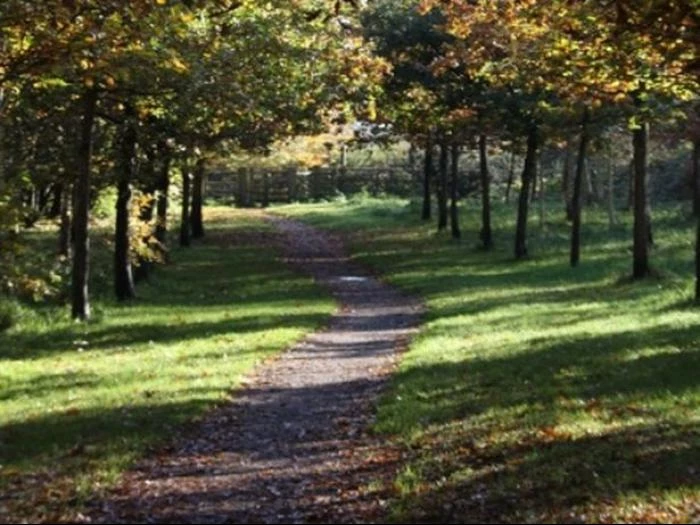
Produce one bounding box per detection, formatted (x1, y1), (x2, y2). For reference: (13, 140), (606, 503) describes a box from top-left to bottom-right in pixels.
(87, 214), (422, 524)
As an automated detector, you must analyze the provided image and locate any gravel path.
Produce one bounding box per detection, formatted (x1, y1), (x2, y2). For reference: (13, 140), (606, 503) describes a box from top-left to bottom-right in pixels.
(88, 214), (422, 524)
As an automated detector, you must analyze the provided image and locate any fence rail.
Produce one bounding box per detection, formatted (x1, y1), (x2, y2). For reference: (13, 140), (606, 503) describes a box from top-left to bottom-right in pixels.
(205, 166), (421, 207)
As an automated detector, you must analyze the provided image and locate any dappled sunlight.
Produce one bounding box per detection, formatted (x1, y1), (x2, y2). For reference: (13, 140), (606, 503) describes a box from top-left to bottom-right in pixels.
(285, 199), (700, 523)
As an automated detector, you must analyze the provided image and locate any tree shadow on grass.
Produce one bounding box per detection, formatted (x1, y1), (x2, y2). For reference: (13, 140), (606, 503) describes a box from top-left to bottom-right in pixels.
(0, 311), (329, 361)
(393, 421), (699, 523)
(379, 323), (700, 522)
(384, 322), (700, 436)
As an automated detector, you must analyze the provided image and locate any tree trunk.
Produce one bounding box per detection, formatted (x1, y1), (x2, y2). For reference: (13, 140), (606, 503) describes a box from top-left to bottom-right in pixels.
(692, 138), (700, 217)
(626, 159), (634, 211)
(180, 161), (192, 247)
(696, 210), (700, 303)
(58, 184), (71, 257)
(632, 102), (650, 278)
(422, 136), (433, 221)
(607, 141), (618, 228)
(155, 143), (171, 251)
(49, 183), (63, 218)
(479, 134), (492, 249)
(693, 139), (700, 302)
(450, 143), (461, 239)
(505, 150), (516, 204)
(114, 109), (137, 301)
(570, 109), (590, 267)
(191, 158), (205, 239)
(437, 141), (448, 231)
(515, 125), (538, 259)
(71, 88), (97, 320)
(562, 143), (574, 220)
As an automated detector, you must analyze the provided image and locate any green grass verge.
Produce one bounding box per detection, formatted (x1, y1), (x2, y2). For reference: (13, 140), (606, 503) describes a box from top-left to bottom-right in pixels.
(275, 197), (700, 523)
(0, 207), (335, 522)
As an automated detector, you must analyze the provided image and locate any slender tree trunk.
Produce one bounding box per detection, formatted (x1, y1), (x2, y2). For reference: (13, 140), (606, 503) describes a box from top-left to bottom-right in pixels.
(479, 134), (492, 249)
(530, 166), (538, 204)
(632, 99), (650, 278)
(570, 109), (590, 267)
(692, 139), (700, 302)
(58, 184), (71, 257)
(515, 125), (538, 259)
(422, 136), (433, 221)
(626, 159), (634, 211)
(562, 144), (574, 220)
(49, 183), (63, 218)
(607, 142), (618, 228)
(114, 109), (137, 301)
(191, 158), (205, 239)
(155, 144), (171, 251)
(505, 150), (516, 204)
(696, 210), (700, 303)
(437, 141), (448, 231)
(180, 161), (192, 247)
(71, 88), (97, 320)
(692, 139), (700, 217)
(450, 143), (461, 239)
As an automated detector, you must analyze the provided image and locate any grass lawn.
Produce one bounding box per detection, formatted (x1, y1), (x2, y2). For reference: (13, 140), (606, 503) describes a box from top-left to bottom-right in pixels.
(276, 196), (700, 523)
(0, 207), (334, 522)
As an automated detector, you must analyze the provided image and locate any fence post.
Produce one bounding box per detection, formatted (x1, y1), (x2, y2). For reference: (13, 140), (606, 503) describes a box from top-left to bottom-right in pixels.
(237, 167), (251, 207)
(285, 167), (297, 202)
(262, 172), (270, 208)
(310, 166), (322, 201)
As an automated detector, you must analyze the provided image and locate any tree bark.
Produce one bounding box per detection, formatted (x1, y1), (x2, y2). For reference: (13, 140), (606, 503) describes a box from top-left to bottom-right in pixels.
(422, 136), (433, 221)
(692, 138), (700, 217)
(693, 139), (700, 302)
(191, 158), (205, 239)
(58, 184), (71, 257)
(607, 141), (618, 228)
(114, 108), (137, 301)
(562, 143), (574, 220)
(505, 150), (516, 204)
(515, 125), (538, 259)
(450, 143), (461, 239)
(570, 109), (590, 267)
(49, 183), (63, 219)
(479, 134), (492, 249)
(71, 88), (97, 320)
(437, 140), (448, 231)
(632, 103), (650, 279)
(180, 161), (192, 247)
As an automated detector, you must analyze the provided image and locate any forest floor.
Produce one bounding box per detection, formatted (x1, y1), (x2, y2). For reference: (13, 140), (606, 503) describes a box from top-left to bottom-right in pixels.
(83, 212), (423, 523)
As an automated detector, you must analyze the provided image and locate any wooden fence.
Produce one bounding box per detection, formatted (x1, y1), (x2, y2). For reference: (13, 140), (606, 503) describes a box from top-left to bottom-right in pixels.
(205, 166), (421, 207)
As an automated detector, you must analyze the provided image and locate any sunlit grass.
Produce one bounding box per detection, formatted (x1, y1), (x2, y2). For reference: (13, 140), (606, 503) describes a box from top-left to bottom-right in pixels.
(277, 197), (700, 523)
(0, 207), (335, 522)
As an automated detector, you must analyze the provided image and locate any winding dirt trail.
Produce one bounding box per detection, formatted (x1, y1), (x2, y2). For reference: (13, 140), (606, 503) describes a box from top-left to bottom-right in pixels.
(89, 214), (422, 524)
